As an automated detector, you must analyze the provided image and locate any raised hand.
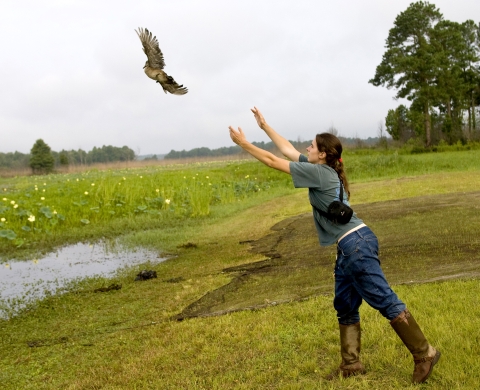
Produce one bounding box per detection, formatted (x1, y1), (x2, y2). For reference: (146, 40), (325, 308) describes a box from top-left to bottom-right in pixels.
(251, 106), (267, 129)
(229, 126), (248, 146)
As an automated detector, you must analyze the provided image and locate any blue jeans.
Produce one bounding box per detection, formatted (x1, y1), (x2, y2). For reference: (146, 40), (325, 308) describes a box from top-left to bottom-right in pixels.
(334, 226), (406, 325)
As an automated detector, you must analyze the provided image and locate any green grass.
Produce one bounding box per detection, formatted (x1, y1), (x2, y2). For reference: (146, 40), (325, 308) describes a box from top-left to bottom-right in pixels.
(0, 160), (293, 260)
(1, 149), (480, 389)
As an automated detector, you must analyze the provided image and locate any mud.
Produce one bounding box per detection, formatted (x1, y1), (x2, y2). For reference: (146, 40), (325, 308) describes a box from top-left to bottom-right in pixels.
(174, 191), (480, 320)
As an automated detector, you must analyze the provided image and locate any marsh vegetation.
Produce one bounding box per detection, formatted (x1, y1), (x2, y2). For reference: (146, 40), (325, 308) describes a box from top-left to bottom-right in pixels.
(1, 148), (480, 389)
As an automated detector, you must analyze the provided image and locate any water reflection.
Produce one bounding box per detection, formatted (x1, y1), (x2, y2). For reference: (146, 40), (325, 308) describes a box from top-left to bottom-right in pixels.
(0, 242), (166, 318)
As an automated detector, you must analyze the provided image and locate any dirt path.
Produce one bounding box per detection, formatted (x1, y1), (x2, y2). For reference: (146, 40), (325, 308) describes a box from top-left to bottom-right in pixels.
(174, 191), (480, 320)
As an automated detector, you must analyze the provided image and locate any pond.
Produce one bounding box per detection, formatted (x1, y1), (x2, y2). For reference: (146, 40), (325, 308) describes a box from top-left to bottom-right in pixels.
(0, 242), (166, 319)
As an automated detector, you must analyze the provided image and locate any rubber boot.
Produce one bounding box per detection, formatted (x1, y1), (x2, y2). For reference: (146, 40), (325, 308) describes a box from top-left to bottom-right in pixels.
(390, 309), (441, 384)
(326, 322), (366, 379)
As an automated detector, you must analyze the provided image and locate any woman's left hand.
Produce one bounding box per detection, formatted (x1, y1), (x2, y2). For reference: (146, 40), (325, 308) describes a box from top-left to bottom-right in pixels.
(229, 126), (248, 147)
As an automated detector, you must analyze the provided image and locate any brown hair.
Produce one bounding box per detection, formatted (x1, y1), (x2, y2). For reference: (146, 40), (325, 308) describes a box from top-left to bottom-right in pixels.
(315, 133), (350, 198)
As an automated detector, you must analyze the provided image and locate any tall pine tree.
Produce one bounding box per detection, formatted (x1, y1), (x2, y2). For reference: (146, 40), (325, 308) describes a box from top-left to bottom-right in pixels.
(369, 1), (443, 146)
(30, 139), (55, 174)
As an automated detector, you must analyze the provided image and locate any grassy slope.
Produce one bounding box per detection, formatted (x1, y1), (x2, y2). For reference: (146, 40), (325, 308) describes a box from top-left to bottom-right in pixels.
(1, 168), (480, 389)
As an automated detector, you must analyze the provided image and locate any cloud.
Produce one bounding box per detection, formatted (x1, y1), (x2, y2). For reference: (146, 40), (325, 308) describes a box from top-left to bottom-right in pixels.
(1, 0), (479, 154)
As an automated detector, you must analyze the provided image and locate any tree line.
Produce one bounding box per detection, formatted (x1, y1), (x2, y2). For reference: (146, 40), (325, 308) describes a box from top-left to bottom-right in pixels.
(163, 137), (380, 160)
(370, 1), (480, 146)
(0, 140), (135, 173)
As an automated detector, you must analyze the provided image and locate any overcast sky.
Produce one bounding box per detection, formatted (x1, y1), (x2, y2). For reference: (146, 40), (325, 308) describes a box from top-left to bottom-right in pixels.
(1, 1), (479, 155)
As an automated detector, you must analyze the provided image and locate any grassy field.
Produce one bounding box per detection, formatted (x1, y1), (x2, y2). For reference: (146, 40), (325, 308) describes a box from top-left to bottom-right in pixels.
(1, 148), (480, 389)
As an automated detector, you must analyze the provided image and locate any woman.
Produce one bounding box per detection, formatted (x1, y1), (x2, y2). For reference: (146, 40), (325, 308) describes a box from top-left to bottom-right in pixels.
(229, 107), (440, 384)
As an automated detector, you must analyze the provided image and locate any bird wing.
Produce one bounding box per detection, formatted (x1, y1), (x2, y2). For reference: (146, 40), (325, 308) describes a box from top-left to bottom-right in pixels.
(163, 74), (188, 95)
(135, 27), (165, 70)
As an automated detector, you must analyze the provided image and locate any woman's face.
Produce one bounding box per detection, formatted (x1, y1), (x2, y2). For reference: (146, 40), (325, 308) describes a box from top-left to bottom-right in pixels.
(306, 139), (326, 164)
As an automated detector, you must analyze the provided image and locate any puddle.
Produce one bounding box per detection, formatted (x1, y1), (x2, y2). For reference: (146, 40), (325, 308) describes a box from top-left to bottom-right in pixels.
(0, 242), (166, 319)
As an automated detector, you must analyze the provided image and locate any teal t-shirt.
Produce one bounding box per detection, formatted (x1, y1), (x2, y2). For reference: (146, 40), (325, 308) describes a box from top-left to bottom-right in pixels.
(289, 154), (364, 246)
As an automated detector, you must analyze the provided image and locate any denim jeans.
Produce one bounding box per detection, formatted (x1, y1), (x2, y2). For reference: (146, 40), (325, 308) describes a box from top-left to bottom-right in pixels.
(334, 226), (406, 325)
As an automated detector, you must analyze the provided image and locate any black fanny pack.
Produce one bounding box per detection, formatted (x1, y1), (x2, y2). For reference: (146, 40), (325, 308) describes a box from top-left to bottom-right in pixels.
(311, 178), (353, 224)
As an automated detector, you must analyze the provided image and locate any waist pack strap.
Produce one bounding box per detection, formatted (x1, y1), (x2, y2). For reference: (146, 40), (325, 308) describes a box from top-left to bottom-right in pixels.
(311, 177), (346, 218)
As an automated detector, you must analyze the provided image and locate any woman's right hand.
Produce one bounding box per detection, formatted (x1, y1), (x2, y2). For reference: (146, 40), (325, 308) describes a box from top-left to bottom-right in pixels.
(251, 106), (267, 130)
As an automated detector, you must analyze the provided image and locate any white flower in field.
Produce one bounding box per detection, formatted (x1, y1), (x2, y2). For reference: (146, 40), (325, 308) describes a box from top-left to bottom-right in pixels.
(192, 177), (195, 179)
(76, 179), (79, 182)
(42, 189), (45, 192)
(41, 197), (45, 200)
(33, 259), (38, 264)
(10, 200), (15, 205)
(1, 218), (5, 222)
(43, 183), (46, 186)
(35, 188), (38, 191)
(183, 176), (186, 179)
(4, 263), (9, 268)
(123, 177), (126, 180)
(156, 189), (160, 193)
(53, 210), (57, 214)
(28, 215), (35, 222)
(245, 175), (249, 178)
(2, 198), (7, 201)
(13, 204), (18, 209)
(206, 176), (209, 179)
(165, 199), (171, 205)
(91, 183), (95, 186)
(140, 176), (143, 179)
(84, 191), (89, 195)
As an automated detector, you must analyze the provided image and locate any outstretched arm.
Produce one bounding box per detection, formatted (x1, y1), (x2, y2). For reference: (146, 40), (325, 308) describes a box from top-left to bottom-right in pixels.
(229, 126), (290, 174)
(251, 107), (301, 162)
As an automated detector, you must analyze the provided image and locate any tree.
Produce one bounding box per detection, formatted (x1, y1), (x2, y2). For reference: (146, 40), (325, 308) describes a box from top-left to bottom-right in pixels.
(459, 20), (480, 137)
(377, 121), (388, 148)
(29, 139), (55, 174)
(59, 151), (69, 166)
(369, 1), (443, 146)
(385, 104), (424, 141)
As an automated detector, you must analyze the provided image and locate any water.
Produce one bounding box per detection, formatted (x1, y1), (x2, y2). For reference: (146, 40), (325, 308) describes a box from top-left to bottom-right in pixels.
(0, 242), (166, 318)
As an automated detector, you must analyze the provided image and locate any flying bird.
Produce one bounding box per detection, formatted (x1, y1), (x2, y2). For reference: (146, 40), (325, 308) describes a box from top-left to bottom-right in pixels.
(135, 27), (188, 95)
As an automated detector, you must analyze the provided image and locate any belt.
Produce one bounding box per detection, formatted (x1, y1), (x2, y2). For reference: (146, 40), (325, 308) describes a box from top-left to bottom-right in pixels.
(337, 223), (367, 244)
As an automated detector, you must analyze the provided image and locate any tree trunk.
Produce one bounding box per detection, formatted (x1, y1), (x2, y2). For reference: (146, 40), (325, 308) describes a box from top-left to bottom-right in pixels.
(472, 92), (476, 137)
(467, 92), (472, 139)
(424, 102), (431, 146)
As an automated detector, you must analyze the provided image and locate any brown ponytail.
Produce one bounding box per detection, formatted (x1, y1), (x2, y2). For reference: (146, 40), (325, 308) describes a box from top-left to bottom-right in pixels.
(315, 133), (350, 198)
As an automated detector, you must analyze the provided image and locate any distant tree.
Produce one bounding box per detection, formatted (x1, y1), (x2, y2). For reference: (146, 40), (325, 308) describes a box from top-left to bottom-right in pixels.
(0, 151), (30, 169)
(59, 151), (69, 166)
(327, 125), (339, 136)
(369, 1), (443, 146)
(377, 121), (388, 148)
(29, 139), (55, 174)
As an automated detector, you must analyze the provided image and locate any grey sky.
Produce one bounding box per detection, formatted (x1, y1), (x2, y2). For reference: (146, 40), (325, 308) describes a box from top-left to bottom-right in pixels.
(1, 0), (479, 155)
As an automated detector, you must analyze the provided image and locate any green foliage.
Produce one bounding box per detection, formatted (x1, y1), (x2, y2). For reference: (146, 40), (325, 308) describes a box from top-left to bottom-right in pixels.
(372, 2), (480, 146)
(0, 145), (136, 171)
(29, 139), (55, 175)
(58, 152), (69, 166)
(0, 151), (30, 170)
(0, 160), (293, 259)
(164, 141), (306, 160)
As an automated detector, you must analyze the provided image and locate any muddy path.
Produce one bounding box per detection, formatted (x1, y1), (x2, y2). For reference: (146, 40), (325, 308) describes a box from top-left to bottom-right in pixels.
(174, 191), (480, 320)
